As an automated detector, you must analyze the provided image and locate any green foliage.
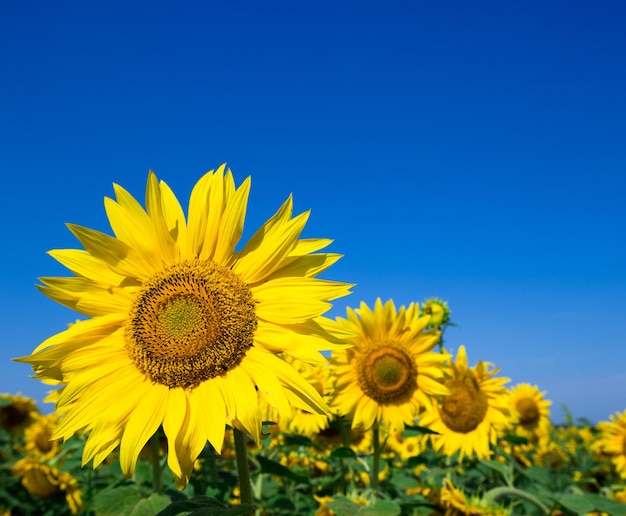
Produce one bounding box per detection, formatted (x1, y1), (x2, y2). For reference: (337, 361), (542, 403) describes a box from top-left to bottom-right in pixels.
(3, 408), (626, 516)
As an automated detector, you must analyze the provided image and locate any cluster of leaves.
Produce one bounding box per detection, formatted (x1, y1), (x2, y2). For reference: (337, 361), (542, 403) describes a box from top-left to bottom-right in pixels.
(2, 408), (626, 516)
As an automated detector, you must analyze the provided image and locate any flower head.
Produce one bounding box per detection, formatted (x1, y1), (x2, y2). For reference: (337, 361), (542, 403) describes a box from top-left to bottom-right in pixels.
(0, 393), (39, 435)
(508, 383), (551, 437)
(422, 298), (451, 329)
(440, 479), (512, 515)
(11, 457), (82, 514)
(23, 413), (62, 459)
(329, 298), (449, 432)
(420, 346), (511, 460)
(595, 409), (626, 479)
(16, 165), (351, 488)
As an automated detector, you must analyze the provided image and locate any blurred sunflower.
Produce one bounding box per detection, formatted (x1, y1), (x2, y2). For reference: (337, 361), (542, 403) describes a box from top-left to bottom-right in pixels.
(0, 393), (39, 434)
(329, 298), (449, 432)
(11, 457), (82, 514)
(508, 383), (551, 437)
(23, 413), (62, 459)
(595, 410), (626, 479)
(439, 479), (512, 516)
(16, 165), (352, 488)
(419, 346), (511, 461)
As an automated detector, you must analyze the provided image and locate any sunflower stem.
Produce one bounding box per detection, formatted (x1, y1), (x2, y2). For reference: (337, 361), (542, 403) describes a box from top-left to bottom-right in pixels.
(233, 428), (254, 513)
(371, 422), (381, 497)
(486, 486), (550, 515)
(207, 448), (218, 484)
(151, 434), (161, 493)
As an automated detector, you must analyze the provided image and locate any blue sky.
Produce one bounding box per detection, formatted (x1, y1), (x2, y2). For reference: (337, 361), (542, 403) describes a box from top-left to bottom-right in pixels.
(1, 1), (625, 424)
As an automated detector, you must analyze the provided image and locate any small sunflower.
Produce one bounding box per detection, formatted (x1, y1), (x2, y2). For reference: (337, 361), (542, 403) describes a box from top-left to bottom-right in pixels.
(23, 413), (62, 459)
(422, 298), (451, 329)
(419, 346), (511, 461)
(329, 298), (449, 432)
(508, 383), (551, 437)
(16, 165), (352, 488)
(0, 393), (39, 434)
(439, 479), (512, 516)
(595, 409), (626, 479)
(11, 457), (83, 514)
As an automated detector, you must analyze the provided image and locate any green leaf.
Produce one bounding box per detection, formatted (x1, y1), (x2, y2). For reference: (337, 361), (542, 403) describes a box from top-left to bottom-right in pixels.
(359, 500), (402, 516)
(281, 433), (319, 448)
(92, 486), (142, 516)
(578, 494), (626, 515)
(326, 496), (363, 516)
(155, 497), (254, 516)
(478, 459), (510, 481)
(404, 424), (439, 435)
(130, 494), (172, 516)
(555, 494), (595, 514)
(256, 455), (310, 484)
(188, 506), (256, 516)
(500, 434), (529, 445)
(330, 446), (357, 459)
(521, 465), (551, 485)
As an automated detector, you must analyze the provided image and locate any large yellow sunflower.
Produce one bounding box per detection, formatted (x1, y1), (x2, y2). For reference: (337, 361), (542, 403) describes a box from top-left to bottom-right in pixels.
(419, 345), (511, 461)
(16, 165), (352, 488)
(595, 410), (626, 479)
(508, 383), (551, 437)
(329, 298), (449, 432)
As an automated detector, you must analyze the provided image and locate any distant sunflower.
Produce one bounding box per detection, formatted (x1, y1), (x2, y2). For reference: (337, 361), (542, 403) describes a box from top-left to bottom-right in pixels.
(11, 457), (82, 514)
(329, 298), (449, 432)
(419, 346), (510, 460)
(595, 410), (626, 479)
(508, 383), (551, 437)
(23, 413), (61, 459)
(439, 479), (512, 516)
(16, 165), (351, 488)
(0, 393), (39, 434)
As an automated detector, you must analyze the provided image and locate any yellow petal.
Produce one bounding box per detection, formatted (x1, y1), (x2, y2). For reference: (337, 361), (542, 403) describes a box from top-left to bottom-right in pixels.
(48, 249), (127, 286)
(119, 383), (168, 477)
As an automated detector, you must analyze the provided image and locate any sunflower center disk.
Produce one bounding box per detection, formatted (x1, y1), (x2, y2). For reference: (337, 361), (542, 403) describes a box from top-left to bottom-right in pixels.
(516, 398), (540, 427)
(125, 260), (257, 389)
(440, 375), (488, 433)
(357, 345), (417, 404)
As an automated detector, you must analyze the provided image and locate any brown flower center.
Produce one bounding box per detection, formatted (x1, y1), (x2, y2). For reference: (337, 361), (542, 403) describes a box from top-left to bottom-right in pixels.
(357, 344), (417, 404)
(516, 397), (540, 428)
(125, 260), (256, 389)
(439, 373), (488, 433)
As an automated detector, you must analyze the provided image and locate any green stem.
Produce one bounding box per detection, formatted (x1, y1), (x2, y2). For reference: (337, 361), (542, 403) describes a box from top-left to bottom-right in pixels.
(486, 486), (550, 515)
(207, 454), (218, 484)
(205, 442), (218, 484)
(371, 422), (381, 497)
(233, 428), (254, 513)
(151, 434), (161, 493)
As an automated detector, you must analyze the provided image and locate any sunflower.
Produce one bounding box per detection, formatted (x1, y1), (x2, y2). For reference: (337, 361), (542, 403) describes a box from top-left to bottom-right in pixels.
(16, 165), (352, 488)
(11, 457), (83, 514)
(595, 410), (626, 479)
(508, 383), (551, 438)
(0, 393), (39, 434)
(419, 345), (511, 461)
(329, 298), (449, 432)
(23, 413), (62, 459)
(439, 479), (512, 516)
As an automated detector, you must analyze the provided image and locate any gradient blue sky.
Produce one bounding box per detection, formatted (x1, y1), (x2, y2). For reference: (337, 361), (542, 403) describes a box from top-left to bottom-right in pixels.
(1, 1), (625, 424)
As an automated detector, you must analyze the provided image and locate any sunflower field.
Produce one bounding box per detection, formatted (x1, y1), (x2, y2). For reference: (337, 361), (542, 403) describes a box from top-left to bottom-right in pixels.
(4, 167), (626, 515)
